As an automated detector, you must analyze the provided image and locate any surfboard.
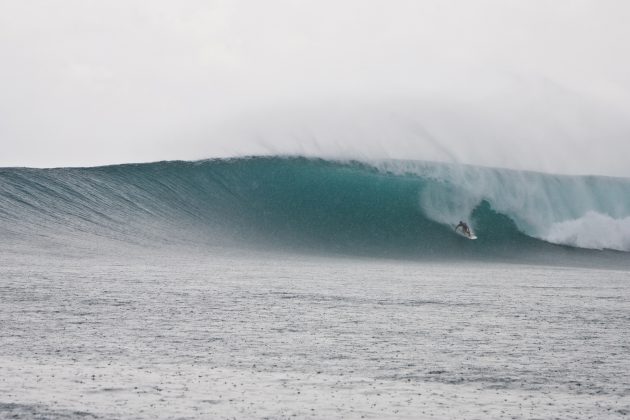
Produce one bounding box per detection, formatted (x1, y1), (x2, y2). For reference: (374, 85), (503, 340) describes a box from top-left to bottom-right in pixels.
(455, 226), (477, 240)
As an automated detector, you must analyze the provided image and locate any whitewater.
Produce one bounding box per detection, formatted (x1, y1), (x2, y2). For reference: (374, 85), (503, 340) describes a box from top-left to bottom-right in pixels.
(1, 156), (630, 419)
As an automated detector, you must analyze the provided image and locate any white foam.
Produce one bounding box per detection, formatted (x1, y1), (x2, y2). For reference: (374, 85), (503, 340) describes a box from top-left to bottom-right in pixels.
(543, 211), (630, 252)
(368, 160), (630, 252)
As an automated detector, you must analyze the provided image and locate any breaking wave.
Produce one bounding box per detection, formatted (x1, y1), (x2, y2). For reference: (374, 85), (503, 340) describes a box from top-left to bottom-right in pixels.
(1, 156), (629, 262)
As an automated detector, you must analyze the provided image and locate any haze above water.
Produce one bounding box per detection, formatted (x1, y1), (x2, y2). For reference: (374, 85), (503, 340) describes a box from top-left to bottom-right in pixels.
(1, 1), (630, 176)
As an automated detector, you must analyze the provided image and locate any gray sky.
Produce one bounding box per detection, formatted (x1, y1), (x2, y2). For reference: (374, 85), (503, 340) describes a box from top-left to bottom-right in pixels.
(1, 0), (629, 176)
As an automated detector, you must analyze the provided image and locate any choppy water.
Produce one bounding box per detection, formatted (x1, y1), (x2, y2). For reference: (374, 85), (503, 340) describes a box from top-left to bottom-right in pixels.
(2, 249), (629, 419)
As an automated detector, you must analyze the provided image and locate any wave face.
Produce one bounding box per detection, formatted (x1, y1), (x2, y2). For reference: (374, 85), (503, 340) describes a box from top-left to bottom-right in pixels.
(1, 157), (629, 263)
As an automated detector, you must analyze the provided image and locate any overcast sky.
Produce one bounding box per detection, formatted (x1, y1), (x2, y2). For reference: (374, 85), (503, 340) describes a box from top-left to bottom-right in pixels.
(1, 0), (629, 176)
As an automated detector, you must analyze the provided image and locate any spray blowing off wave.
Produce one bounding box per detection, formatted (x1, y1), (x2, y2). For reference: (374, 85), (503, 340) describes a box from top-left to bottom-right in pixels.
(372, 160), (630, 252)
(0, 157), (629, 262)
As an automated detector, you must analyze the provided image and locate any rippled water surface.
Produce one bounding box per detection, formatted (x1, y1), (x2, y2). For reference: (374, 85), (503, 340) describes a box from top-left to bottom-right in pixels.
(1, 250), (629, 419)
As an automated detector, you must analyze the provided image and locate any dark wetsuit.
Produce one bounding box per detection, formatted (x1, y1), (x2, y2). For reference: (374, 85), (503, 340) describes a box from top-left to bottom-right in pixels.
(456, 222), (471, 235)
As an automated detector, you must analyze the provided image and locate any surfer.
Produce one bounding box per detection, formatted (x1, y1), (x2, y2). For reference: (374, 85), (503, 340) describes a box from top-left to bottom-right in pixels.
(455, 221), (471, 236)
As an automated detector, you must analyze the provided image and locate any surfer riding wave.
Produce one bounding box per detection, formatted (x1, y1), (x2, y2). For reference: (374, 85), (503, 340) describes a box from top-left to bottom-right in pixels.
(455, 221), (472, 236)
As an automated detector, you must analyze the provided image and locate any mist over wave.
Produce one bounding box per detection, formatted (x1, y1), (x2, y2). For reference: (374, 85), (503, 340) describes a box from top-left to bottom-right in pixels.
(208, 94), (630, 178)
(1, 157), (629, 264)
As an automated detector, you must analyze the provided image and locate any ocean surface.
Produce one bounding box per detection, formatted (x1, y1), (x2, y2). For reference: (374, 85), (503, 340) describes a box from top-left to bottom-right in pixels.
(1, 157), (630, 418)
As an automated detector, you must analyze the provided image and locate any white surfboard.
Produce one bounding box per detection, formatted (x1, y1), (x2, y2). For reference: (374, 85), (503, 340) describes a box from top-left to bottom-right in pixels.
(455, 226), (477, 240)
